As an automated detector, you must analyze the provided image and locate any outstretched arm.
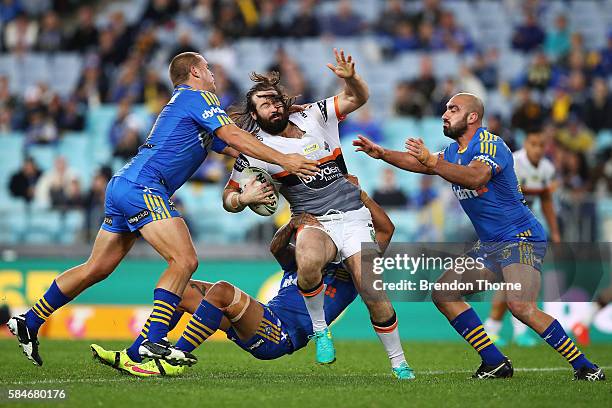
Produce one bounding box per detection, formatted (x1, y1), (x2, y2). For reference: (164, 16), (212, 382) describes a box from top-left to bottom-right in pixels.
(405, 138), (491, 189)
(327, 48), (369, 116)
(353, 135), (434, 174)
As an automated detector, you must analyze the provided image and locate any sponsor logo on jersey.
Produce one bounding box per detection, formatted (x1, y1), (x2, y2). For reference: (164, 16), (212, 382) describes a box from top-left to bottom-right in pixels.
(103, 216), (113, 226)
(300, 161), (344, 189)
(142, 186), (158, 194)
(452, 184), (488, 200)
(324, 141), (330, 152)
(281, 275), (298, 288)
(317, 100), (328, 122)
(127, 209), (150, 224)
(303, 143), (320, 155)
(201, 106), (225, 120)
(168, 199), (177, 212)
(248, 338), (265, 350)
(234, 155), (250, 172)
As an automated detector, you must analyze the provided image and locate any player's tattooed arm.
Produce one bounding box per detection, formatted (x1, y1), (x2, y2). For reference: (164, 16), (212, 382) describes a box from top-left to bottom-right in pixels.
(406, 138), (491, 189)
(270, 220), (296, 266)
(353, 135), (434, 174)
(327, 48), (369, 116)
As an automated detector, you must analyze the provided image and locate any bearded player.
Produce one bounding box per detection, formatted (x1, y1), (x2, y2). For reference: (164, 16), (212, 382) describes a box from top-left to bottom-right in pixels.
(7, 52), (318, 367)
(485, 130), (561, 347)
(354, 93), (605, 381)
(221, 49), (411, 378)
(91, 176), (415, 380)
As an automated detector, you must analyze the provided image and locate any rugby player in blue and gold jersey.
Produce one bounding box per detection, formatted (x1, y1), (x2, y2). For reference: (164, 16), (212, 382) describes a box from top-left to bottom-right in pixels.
(7, 52), (319, 367)
(354, 93), (605, 381)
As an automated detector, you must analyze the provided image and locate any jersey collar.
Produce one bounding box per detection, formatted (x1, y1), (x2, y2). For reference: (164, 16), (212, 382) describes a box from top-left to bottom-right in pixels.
(458, 127), (486, 153)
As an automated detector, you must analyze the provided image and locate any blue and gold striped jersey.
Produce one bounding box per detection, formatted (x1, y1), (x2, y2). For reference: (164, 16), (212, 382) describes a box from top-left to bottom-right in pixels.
(116, 85), (231, 195)
(441, 127), (546, 242)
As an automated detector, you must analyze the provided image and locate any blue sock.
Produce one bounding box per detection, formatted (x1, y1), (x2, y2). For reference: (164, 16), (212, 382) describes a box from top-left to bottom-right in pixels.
(450, 308), (505, 365)
(175, 299), (223, 353)
(126, 310), (184, 362)
(25, 280), (72, 334)
(144, 288), (181, 343)
(540, 320), (594, 370)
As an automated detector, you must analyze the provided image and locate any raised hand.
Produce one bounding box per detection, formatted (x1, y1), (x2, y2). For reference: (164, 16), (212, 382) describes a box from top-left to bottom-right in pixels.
(326, 48), (355, 79)
(405, 138), (437, 168)
(353, 135), (385, 159)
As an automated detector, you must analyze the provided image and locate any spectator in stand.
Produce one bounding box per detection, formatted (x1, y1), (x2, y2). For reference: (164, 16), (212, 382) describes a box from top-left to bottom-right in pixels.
(512, 13), (545, 52)
(414, 175), (438, 209)
(290, 0), (320, 38)
(431, 77), (456, 116)
(339, 106), (383, 143)
(25, 109), (58, 145)
(4, 12), (37, 53)
(168, 30), (198, 62)
(596, 30), (612, 76)
(205, 28), (238, 73)
(556, 115), (594, 153)
(412, 0), (442, 27)
(417, 21), (436, 50)
(36, 10), (63, 52)
(412, 56), (437, 102)
(457, 65), (487, 104)
(376, 0), (411, 37)
(523, 52), (559, 92)
(583, 77), (612, 132)
(98, 28), (124, 69)
(67, 6), (98, 52)
(108, 60), (144, 103)
(211, 64), (239, 108)
(216, 2), (247, 39)
(544, 14), (571, 61)
(487, 113), (517, 151)
(143, 68), (171, 114)
(75, 59), (109, 106)
(511, 87), (548, 132)
(566, 69), (589, 117)
(57, 97), (86, 131)
(393, 80), (428, 119)
(324, 0), (365, 37)
(34, 156), (78, 209)
(0, 0), (23, 24)
(108, 98), (142, 148)
(0, 75), (20, 119)
(431, 10), (474, 53)
(142, 0), (180, 26)
(391, 20), (420, 54)
(253, 0), (285, 38)
(9, 156), (41, 203)
(191, 0), (214, 27)
(372, 168), (410, 209)
(107, 10), (135, 65)
(113, 125), (142, 161)
(472, 49), (499, 90)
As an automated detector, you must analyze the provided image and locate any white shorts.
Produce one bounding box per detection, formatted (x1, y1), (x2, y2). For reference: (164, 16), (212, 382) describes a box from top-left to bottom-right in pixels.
(304, 206), (376, 262)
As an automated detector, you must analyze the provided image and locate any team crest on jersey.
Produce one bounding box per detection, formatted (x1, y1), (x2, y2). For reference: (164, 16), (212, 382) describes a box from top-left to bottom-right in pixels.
(501, 247), (512, 260)
(317, 100), (328, 122)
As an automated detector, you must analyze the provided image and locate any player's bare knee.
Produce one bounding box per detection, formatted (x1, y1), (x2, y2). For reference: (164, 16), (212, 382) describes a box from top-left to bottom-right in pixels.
(506, 301), (535, 321)
(169, 254), (199, 277)
(205, 281), (235, 309)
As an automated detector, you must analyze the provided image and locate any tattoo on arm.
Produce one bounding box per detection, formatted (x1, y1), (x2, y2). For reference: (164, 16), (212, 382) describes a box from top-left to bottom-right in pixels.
(190, 283), (206, 297)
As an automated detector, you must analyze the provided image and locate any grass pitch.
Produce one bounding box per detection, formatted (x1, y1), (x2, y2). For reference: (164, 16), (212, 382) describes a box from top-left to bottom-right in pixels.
(0, 340), (609, 407)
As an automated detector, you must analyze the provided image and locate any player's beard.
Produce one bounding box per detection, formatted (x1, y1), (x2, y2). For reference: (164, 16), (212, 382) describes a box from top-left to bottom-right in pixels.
(256, 110), (290, 135)
(443, 114), (469, 140)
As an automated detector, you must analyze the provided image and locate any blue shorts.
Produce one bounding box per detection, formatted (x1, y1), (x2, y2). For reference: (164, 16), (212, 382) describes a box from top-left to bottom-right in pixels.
(468, 240), (547, 276)
(101, 176), (181, 233)
(226, 306), (294, 360)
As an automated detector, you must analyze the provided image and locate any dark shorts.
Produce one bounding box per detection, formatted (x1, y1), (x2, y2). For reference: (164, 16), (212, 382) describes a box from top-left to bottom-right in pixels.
(101, 176), (181, 233)
(226, 306), (294, 360)
(467, 240), (547, 276)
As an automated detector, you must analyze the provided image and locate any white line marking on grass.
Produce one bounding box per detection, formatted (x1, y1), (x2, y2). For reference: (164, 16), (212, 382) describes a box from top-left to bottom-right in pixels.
(2, 366), (610, 386)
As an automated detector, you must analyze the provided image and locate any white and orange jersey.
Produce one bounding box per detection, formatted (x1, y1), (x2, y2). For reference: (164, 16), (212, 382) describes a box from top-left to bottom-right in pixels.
(513, 148), (555, 207)
(228, 96), (362, 216)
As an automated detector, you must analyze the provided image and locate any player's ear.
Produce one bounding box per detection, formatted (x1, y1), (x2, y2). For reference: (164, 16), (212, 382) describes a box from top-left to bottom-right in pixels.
(190, 65), (200, 79)
(468, 112), (478, 125)
(250, 111), (257, 120)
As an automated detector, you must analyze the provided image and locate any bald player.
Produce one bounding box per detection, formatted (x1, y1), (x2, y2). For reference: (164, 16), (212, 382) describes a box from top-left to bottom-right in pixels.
(353, 93), (605, 381)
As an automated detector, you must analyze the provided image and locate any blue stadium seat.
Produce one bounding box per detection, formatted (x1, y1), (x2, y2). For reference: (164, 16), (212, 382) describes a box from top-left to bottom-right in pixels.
(596, 130), (612, 151)
(382, 118), (419, 150)
(27, 145), (57, 171)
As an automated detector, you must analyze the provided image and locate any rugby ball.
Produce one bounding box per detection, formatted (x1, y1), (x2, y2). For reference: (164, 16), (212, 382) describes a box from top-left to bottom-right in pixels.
(240, 167), (279, 216)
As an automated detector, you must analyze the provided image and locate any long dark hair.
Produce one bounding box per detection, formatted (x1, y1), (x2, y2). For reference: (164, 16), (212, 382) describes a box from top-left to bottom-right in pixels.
(229, 71), (296, 134)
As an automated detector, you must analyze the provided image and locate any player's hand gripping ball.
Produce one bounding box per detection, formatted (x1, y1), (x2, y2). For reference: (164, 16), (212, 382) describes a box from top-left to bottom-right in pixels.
(240, 167), (279, 216)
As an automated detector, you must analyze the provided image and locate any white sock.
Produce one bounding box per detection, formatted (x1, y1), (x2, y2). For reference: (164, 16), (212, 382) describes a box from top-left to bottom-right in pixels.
(374, 320), (406, 368)
(301, 284), (327, 332)
(511, 316), (528, 336)
(484, 318), (503, 337)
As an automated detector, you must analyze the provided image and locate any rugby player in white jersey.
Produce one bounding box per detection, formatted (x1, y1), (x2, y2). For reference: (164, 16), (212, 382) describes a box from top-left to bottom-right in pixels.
(221, 49), (411, 377)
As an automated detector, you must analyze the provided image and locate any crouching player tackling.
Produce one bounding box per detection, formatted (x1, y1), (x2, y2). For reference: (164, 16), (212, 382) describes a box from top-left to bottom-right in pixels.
(7, 52), (318, 367)
(354, 93), (605, 381)
(91, 177), (415, 380)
